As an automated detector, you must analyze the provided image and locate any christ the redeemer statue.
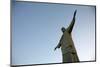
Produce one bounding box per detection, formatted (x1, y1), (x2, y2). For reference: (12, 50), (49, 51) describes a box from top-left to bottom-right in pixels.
(54, 10), (79, 63)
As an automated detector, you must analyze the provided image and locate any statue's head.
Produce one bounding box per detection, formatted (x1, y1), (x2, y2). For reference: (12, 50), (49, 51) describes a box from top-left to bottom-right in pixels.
(61, 27), (66, 33)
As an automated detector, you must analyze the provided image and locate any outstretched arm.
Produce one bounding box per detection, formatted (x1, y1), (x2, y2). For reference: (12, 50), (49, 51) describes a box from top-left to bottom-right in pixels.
(67, 10), (77, 33)
(54, 35), (63, 51)
(54, 42), (61, 51)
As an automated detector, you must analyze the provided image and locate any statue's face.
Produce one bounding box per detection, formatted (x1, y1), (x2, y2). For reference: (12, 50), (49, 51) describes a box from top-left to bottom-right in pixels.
(61, 27), (66, 33)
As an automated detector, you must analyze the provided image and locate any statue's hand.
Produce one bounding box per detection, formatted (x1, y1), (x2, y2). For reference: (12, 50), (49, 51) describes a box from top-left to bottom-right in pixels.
(74, 10), (77, 17)
(54, 43), (61, 51)
(54, 44), (61, 51)
(54, 46), (57, 51)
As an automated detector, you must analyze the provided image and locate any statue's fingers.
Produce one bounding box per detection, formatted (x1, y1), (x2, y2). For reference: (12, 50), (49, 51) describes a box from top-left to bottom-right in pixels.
(54, 47), (57, 51)
(74, 10), (77, 17)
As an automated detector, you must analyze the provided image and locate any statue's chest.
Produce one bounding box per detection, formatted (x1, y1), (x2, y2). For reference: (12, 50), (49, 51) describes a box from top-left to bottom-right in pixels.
(62, 32), (72, 42)
(61, 32), (75, 54)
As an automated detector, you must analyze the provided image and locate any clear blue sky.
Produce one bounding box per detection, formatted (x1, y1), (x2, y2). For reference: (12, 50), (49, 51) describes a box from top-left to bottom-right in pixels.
(12, 1), (96, 65)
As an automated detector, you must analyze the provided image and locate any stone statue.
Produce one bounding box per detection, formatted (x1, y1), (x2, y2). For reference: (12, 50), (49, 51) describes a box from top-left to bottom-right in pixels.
(54, 10), (79, 63)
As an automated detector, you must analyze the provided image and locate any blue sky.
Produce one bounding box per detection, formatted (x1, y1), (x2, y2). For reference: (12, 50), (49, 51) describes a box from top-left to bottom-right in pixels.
(12, 1), (96, 65)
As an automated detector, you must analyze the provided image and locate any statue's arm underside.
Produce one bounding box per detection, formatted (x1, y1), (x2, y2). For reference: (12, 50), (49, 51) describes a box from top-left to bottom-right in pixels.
(67, 10), (77, 33)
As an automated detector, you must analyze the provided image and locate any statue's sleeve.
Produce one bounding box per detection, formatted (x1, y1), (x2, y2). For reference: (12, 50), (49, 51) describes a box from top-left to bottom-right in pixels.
(67, 10), (77, 33)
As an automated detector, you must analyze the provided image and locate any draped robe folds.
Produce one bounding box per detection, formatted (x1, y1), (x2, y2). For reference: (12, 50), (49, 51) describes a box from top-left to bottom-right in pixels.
(58, 29), (79, 63)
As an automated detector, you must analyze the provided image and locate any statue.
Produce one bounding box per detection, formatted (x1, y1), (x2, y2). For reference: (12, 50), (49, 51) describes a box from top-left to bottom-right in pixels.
(54, 10), (79, 63)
